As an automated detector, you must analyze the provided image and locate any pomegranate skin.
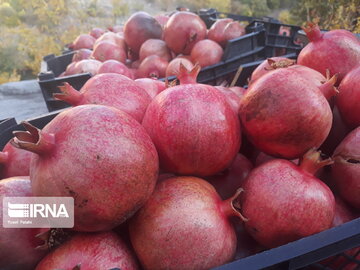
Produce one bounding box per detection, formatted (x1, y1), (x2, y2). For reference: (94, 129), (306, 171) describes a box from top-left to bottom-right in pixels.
(73, 59), (101, 76)
(135, 78), (166, 98)
(72, 49), (92, 62)
(241, 152), (335, 248)
(239, 68), (333, 159)
(97, 59), (133, 78)
(190, 39), (223, 68)
(89, 27), (105, 39)
(69, 34), (95, 50)
(35, 232), (139, 270)
(298, 23), (360, 82)
(337, 65), (360, 128)
(166, 57), (194, 77)
(95, 32), (127, 51)
(207, 18), (233, 47)
(54, 73), (152, 123)
(136, 55), (168, 79)
(142, 82), (241, 176)
(91, 41), (127, 63)
(139, 39), (172, 62)
(0, 141), (32, 179)
(164, 11), (207, 55)
(0, 177), (47, 270)
(222, 22), (246, 47)
(332, 127), (360, 210)
(129, 176), (237, 270)
(214, 86), (241, 114)
(13, 105), (159, 231)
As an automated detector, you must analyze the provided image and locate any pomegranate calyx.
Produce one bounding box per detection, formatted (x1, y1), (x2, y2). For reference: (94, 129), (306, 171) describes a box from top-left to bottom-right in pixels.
(35, 228), (73, 251)
(333, 154), (360, 165)
(319, 74), (339, 100)
(302, 22), (322, 42)
(266, 58), (296, 70)
(177, 63), (201, 84)
(299, 148), (333, 175)
(54, 82), (83, 106)
(0, 151), (8, 163)
(220, 188), (249, 222)
(11, 122), (55, 156)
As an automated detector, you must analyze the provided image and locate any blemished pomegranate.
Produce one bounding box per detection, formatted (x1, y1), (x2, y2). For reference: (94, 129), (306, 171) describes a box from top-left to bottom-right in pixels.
(165, 57), (194, 77)
(208, 18), (233, 47)
(72, 59), (101, 76)
(298, 22), (360, 82)
(72, 49), (92, 62)
(68, 34), (95, 50)
(35, 232), (139, 270)
(124, 11), (163, 54)
(89, 27), (105, 39)
(12, 105), (159, 231)
(206, 153), (253, 200)
(222, 22), (246, 47)
(139, 39), (172, 62)
(214, 86), (241, 114)
(239, 67), (333, 159)
(94, 31), (127, 51)
(332, 127), (360, 210)
(0, 177), (47, 269)
(142, 65), (241, 176)
(129, 176), (247, 270)
(240, 149), (335, 248)
(97, 59), (133, 78)
(135, 78), (166, 98)
(54, 73), (152, 122)
(190, 39), (223, 68)
(136, 55), (168, 79)
(336, 65), (360, 129)
(163, 11), (207, 54)
(0, 140), (32, 179)
(91, 41), (127, 63)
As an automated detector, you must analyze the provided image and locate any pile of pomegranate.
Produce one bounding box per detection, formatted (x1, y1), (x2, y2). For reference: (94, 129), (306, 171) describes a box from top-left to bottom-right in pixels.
(1, 19), (360, 270)
(60, 11), (247, 79)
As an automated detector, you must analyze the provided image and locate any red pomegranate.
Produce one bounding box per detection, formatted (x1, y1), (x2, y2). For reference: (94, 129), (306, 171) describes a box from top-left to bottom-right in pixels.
(332, 127), (360, 210)
(214, 86), (241, 114)
(336, 65), (360, 128)
(190, 39), (223, 68)
(139, 39), (172, 62)
(154, 14), (169, 28)
(135, 78), (166, 98)
(12, 105), (159, 231)
(136, 55), (168, 79)
(255, 151), (298, 167)
(222, 22), (246, 47)
(72, 49), (92, 62)
(166, 57), (194, 77)
(206, 153), (253, 200)
(229, 86), (246, 98)
(54, 73), (152, 122)
(239, 67), (333, 159)
(96, 60), (133, 78)
(89, 27), (105, 39)
(0, 140), (32, 179)
(68, 34), (95, 50)
(298, 22), (360, 82)
(0, 177), (47, 269)
(35, 232), (139, 270)
(91, 41), (126, 63)
(208, 18), (233, 47)
(94, 32), (127, 51)
(64, 62), (78, 76)
(240, 149), (335, 248)
(142, 65), (241, 176)
(163, 11), (207, 54)
(73, 59), (101, 75)
(124, 12), (163, 54)
(130, 176), (247, 270)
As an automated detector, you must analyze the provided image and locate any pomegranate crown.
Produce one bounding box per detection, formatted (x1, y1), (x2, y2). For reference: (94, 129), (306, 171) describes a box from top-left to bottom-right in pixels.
(302, 21), (322, 42)
(176, 63), (201, 84)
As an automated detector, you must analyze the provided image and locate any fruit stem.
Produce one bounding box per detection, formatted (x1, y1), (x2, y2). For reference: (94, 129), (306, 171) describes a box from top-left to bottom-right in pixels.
(302, 22), (322, 42)
(220, 188), (249, 222)
(53, 82), (83, 106)
(299, 148), (333, 175)
(319, 74), (339, 100)
(0, 151), (8, 164)
(11, 122), (55, 156)
(177, 63), (201, 84)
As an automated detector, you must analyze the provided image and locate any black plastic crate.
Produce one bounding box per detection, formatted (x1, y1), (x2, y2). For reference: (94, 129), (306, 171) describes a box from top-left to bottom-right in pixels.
(43, 50), (75, 77)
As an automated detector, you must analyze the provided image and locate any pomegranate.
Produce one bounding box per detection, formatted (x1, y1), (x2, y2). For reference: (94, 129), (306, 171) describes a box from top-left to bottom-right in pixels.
(136, 55), (168, 79)
(229, 86), (246, 98)
(72, 49), (92, 62)
(54, 74), (151, 122)
(222, 22), (246, 47)
(208, 18), (233, 47)
(240, 149), (335, 248)
(109, 25), (123, 33)
(154, 14), (169, 28)
(0, 177), (47, 269)
(163, 11), (207, 54)
(73, 59), (101, 75)
(68, 34), (95, 50)
(124, 12), (163, 54)
(298, 22), (360, 82)
(142, 65), (240, 176)
(165, 57), (194, 77)
(97, 60), (133, 78)
(139, 39), (172, 62)
(64, 62), (77, 76)
(35, 232), (139, 270)
(129, 176), (247, 270)
(206, 153), (253, 200)
(332, 127), (360, 210)
(239, 67), (333, 159)
(95, 32), (127, 51)
(336, 65), (360, 128)
(89, 27), (105, 39)
(91, 41), (126, 63)
(131, 60), (141, 69)
(0, 140), (32, 179)
(190, 39), (223, 68)
(214, 86), (241, 114)
(255, 151), (298, 167)
(12, 105), (159, 231)
(135, 78), (166, 98)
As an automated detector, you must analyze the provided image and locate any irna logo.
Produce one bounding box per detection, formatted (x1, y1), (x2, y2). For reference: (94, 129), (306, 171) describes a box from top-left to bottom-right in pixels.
(7, 202), (69, 218)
